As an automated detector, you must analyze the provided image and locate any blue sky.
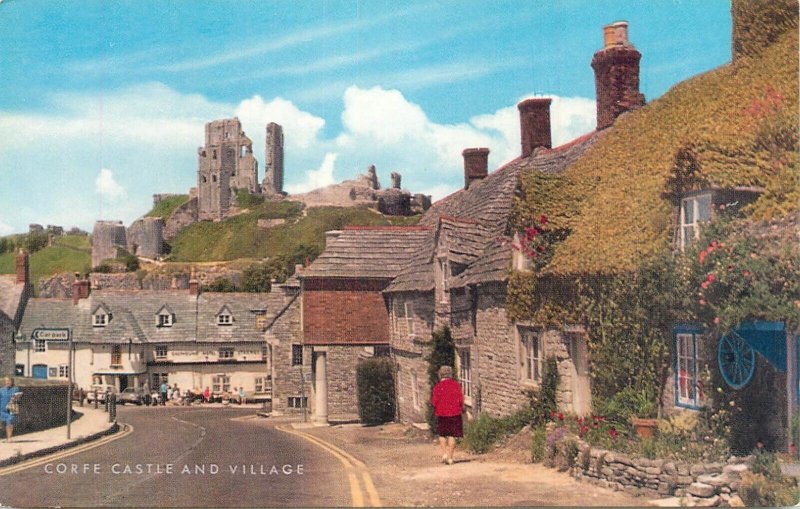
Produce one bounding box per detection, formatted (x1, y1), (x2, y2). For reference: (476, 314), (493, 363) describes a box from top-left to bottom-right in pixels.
(0, 0), (732, 234)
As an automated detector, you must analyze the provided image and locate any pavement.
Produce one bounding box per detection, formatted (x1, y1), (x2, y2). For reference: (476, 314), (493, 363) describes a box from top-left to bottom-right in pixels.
(0, 406), (118, 467)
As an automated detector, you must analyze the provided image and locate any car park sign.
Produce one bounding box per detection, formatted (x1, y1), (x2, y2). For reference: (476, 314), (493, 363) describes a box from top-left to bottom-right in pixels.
(31, 328), (71, 341)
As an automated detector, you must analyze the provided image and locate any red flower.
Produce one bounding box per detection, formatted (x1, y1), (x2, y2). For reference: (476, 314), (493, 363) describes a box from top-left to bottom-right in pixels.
(727, 265), (733, 272)
(536, 245), (545, 253)
(707, 273), (716, 282)
(701, 281), (710, 290)
(525, 227), (539, 240)
(699, 251), (707, 264)
(557, 413), (564, 421)
(550, 411), (557, 419)
(699, 299), (706, 306)
(579, 426), (589, 436)
(743, 271), (751, 277)
(609, 427), (618, 439)
(539, 215), (548, 225)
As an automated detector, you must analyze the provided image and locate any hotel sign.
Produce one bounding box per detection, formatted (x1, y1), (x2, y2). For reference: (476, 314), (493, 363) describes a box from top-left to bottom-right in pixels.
(31, 328), (71, 341)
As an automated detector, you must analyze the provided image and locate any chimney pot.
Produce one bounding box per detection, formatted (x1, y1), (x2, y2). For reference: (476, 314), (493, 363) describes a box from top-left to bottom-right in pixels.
(517, 98), (552, 157)
(72, 279), (90, 305)
(592, 21), (645, 130)
(189, 279), (200, 296)
(462, 148), (490, 189)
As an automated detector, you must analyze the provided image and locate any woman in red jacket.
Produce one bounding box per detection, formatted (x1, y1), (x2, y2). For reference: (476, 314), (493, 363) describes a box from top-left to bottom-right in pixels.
(431, 365), (464, 465)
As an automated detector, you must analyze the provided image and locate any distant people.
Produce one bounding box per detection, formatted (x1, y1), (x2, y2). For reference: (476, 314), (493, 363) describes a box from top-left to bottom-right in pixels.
(160, 381), (168, 406)
(431, 365), (464, 465)
(142, 381), (151, 406)
(171, 384), (180, 404)
(0, 377), (21, 443)
(238, 387), (246, 405)
(203, 387), (211, 403)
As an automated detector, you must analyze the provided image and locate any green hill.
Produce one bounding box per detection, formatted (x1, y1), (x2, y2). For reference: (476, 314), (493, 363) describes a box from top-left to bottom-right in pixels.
(146, 194), (189, 219)
(0, 234), (91, 289)
(168, 201), (421, 262)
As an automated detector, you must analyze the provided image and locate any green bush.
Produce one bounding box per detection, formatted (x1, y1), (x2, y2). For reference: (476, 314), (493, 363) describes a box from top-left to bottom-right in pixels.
(235, 190), (265, 209)
(594, 386), (658, 425)
(356, 357), (396, 425)
(202, 277), (238, 292)
(529, 357), (559, 426)
(241, 263), (272, 293)
(531, 425), (547, 463)
(739, 453), (799, 507)
(463, 408), (535, 454)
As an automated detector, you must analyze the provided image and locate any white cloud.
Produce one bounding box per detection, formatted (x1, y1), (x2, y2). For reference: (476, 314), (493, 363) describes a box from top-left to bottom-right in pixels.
(0, 218), (15, 236)
(234, 96), (325, 150)
(95, 168), (126, 200)
(285, 153), (338, 194)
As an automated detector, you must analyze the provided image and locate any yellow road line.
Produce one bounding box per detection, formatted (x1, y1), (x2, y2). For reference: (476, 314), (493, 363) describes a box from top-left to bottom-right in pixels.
(349, 472), (365, 507)
(0, 423), (133, 476)
(275, 424), (382, 507)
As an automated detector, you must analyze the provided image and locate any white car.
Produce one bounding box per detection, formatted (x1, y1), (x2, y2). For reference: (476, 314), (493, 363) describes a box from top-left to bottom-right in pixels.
(86, 385), (116, 403)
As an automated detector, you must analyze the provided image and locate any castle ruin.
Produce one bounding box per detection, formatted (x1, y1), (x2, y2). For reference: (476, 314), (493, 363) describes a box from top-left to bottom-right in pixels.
(263, 122), (284, 196)
(91, 220), (128, 268)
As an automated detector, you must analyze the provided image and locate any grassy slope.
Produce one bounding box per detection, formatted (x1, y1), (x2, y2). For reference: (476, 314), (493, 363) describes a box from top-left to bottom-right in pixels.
(169, 202), (420, 262)
(145, 194), (189, 219)
(517, 29), (798, 276)
(0, 234), (91, 289)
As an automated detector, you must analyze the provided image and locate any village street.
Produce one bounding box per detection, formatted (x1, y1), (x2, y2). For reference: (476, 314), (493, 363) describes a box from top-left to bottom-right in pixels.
(0, 406), (641, 507)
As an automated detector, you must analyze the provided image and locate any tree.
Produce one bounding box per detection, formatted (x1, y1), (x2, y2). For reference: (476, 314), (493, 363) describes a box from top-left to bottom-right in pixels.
(425, 326), (456, 432)
(241, 263), (272, 293)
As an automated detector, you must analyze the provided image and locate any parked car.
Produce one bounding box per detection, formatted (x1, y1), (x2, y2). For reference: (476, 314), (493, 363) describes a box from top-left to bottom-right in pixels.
(86, 384), (116, 404)
(117, 387), (144, 405)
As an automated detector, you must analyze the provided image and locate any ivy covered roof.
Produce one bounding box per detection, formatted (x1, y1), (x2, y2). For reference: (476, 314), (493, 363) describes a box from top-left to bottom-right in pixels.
(515, 27), (798, 276)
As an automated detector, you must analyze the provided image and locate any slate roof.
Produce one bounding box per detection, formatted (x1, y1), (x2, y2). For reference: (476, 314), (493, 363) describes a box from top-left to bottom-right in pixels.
(18, 289), (289, 344)
(386, 132), (601, 293)
(0, 275), (25, 322)
(301, 226), (432, 279)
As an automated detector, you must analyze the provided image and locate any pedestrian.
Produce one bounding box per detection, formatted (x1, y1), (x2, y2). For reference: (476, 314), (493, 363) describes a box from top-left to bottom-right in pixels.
(171, 383), (180, 405)
(203, 386), (211, 404)
(238, 387), (246, 405)
(431, 365), (464, 465)
(142, 380), (151, 406)
(0, 377), (22, 443)
(160, 380), (168, 406)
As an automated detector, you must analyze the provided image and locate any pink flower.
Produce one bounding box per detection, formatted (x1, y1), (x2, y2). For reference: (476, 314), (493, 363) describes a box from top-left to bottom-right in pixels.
(707, 273), (716, 282)
(701, 281), (710, 290)
(609, 427), (618, 439)
(714, 317), (721, 325)
(699, 299), (706, 306)
(539, 215), (548, 225)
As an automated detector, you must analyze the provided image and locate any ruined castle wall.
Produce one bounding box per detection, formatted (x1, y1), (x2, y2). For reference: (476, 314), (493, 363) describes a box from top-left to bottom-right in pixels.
(91, 221), (127, 268)
(164, 197), (198, 240)
(127, 217), (164, 259)
(264, 123), (284, 195)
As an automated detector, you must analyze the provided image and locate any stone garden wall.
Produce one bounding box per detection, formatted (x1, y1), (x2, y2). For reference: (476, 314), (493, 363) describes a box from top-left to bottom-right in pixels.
(569, 439), (752, 507)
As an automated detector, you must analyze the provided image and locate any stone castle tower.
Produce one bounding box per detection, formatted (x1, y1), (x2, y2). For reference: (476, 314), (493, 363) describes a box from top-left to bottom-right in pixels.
(591, 21), (646, 130)
(197, 118), (259, 221)
(263, 122), (284, 195)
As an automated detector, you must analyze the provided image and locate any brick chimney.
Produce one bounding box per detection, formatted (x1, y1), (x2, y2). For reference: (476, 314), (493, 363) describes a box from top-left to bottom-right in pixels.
(72, 278), (90, 305)
(517, 98), (552, 157)
(462, 148), (490, 189)
(15, 249), (29, 285)
(591, 21), (646, 130)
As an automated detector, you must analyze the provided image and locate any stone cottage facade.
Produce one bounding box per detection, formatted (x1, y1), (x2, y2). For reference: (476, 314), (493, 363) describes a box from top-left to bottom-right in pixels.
(0, 250), (31, 376)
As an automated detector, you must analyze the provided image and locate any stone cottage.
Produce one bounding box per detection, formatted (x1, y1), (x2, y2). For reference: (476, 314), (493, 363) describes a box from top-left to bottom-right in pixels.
(0, 250), (31, 376)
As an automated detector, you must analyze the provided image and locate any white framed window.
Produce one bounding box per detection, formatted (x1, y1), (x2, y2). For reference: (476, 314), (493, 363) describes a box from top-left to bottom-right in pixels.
(58, 364), (70, 378)
(680, 193), (712, 250)
(93, 313), (108, 327)
(155, 345), (168, 360)
(291, 345), (303, 366)
(212, 374), (231, 393)
(512, 232), (532, 272)
(459, 348), (472, 399)
(217, 313), (232, 326)
(288, 396), (308, 408)
(157, 313), (173, 327)
(255, 377), (271, 394)
(675, 331), (706, 408)
(34, 339), (46, 353)
(519, 328), (542, 383)
(393, 299), (417, 337)
(218, 347), (234, 359)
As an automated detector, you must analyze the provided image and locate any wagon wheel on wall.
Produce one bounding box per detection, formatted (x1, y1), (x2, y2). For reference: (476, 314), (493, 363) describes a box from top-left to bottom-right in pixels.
(718, 330), (756, 390)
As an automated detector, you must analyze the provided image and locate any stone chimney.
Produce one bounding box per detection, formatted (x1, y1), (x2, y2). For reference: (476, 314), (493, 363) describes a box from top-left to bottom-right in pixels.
(15, 249), (29, 285)
(189, 268), (200, 296)
(72, 277), (90, 305)
(517, 98), (552, 157)
(591, 21), (646, 130)
(462, 148), (490, 189)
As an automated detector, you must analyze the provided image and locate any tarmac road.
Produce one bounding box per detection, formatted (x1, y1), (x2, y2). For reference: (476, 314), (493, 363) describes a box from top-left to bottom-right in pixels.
(0, 406), (349, 507)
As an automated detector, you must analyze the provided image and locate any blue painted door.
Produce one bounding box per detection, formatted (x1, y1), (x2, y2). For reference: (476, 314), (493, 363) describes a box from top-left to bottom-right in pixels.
(32, 364), (48, 379)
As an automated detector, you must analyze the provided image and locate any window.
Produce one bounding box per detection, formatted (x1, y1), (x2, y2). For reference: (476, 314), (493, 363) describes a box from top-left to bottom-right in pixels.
(240, 145), (247, 158)
(58, 364), (70, 378)
(288, 396), (308, 408)
(157, 313), (173, 327)
(15, 364), (24, 376)
(459, 349), (472, 399)
(255, 313), (267, 329)
(93, 313), (108, 327)
(217, 307), (233, 326)
(218, 347), (235, 359)
(438, 258), (449, 301)
(255, 377), (271, 393)
(374, 345), (390, 357)
(393, 299), (416, 337)
(34, 339), (46, 352)
(155, 345), (168, 359)
(291, 345), (303, 366)
(111, 345), (122, 366)
(680, 193), (712, 250)
(152, 372), (168, 388)
(675, 330), (706, 408)
(519, 328), (542, 383)
(212, 374), (231, 393)
(261, 345), (269, 361)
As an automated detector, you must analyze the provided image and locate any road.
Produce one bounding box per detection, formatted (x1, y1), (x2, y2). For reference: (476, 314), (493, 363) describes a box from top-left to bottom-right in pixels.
(0, 406), (350, 507)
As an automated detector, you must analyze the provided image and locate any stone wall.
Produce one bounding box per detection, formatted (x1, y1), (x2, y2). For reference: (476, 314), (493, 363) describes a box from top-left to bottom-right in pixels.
(13, 378), (70, 435)
(127, 217), (164, 259)
(322, 345), (363, 421)
(267, 288), (308, 416)
(0, 317), (14, 377)
(394, 350), (428, 423)
(570, 439), (752, 506)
